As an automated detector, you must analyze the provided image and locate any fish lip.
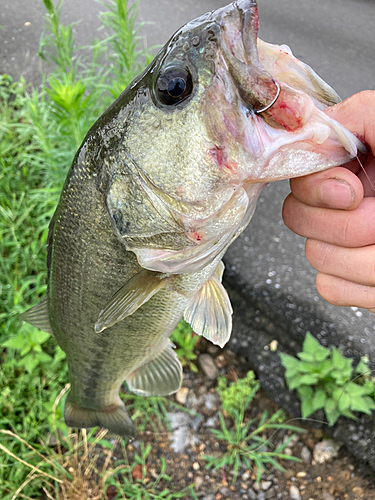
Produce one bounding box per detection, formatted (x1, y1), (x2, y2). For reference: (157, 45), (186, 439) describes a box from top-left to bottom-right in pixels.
(217, 0), (279, 113)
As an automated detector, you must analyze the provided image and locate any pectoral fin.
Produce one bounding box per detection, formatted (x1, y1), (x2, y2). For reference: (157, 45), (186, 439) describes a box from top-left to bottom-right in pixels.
(19, 296), (53, 335)
(95, 269), (168, 333)
(184, 268), (233, 348)
(126, 342), (182, 396)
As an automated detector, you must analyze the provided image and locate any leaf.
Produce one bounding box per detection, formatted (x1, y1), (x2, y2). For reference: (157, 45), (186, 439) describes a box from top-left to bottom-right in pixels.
(314, 348), (330, 362)
(331, 347), (346, 370)
(319, 359), (334, 377)
(287, 375), (304, 390)
(356, 356), (370, 375)
(300, 395), (314, 419)
(345, 382), (366, 397)
(297, 361), (316, 373)
(312, 389), (326, 411)
(3, 334), (28, 350)
(54, 346), (66, 361)
(29, 329), (50, 344)
(337, 392), (350, 412)
(297, 386), (313, 399)
(349, 396), (373, 415)
(302, 332), (325, 354)
(298, 374), (319, 385)
(324, 398), (340, 425)
(19, 353), (39, 374)
(297, 352), (315, 362)
(37, 352), (52, 363)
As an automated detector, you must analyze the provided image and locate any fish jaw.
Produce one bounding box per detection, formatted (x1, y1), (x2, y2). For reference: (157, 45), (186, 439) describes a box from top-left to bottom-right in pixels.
(201, 0), (365, 184)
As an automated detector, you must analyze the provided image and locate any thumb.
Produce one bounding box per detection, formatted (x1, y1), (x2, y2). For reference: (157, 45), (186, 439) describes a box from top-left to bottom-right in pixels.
(325, 90), (375, 155)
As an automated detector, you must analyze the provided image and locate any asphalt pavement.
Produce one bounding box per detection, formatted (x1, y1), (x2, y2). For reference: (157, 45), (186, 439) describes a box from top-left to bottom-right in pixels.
(2, 1), (375, 455)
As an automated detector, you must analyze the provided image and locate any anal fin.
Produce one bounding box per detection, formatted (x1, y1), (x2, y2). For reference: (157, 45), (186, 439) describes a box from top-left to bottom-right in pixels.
(64, 396), (135, 439)
(126, 343), (182, 397)
(95, 269), (168, 333)
(184, 262), (233, 348)
(19, 296), (53, 335)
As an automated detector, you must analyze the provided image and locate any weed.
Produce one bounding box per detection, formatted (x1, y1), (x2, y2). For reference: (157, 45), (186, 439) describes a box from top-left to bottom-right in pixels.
(280, 332), (375, 426)
(170, 320), (200, 373)
(204, 375), (304, 482)
(121, 389), (195, 434)
(0, 0), (154, 497)
(217, 370), (258, 416)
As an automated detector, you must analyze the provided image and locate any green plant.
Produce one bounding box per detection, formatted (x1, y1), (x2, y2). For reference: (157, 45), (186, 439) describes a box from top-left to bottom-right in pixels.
(280, 332), (375, 426)
(204, 376), (303, 482)
(0, 0), (155, 496)
(217, 371), (259, 416)
(105, 441), (198, 499)
(170, 320), (200, 373)
(121, 390), (195, 433)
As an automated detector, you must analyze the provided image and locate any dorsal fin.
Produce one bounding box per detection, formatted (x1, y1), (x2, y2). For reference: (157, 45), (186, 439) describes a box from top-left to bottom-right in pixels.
(19, 296), (53, 335)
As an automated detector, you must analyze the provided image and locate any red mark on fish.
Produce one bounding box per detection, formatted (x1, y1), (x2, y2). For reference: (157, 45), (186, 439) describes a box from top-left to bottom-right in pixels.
(210, 145), (236, 171)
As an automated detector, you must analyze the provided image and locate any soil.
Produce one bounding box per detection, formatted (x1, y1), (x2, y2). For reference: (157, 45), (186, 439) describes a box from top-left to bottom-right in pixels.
(85, 339), (375, 500)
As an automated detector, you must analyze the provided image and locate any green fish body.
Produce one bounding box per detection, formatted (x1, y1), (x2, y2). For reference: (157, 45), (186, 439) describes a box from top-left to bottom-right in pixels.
(21, 0), (364, 438)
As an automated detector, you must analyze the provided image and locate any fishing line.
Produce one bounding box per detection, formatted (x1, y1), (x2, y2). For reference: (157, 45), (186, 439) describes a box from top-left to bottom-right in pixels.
(355, 154), (375, 194)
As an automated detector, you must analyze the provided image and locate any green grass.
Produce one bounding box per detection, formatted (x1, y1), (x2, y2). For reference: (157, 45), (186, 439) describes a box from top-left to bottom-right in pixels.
(204, 374), (305, 483)
(0, 1), (196, 498)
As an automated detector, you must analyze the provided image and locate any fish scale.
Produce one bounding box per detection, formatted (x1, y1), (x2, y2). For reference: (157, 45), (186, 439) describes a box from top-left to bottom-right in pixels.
(20, 0), (364, 438)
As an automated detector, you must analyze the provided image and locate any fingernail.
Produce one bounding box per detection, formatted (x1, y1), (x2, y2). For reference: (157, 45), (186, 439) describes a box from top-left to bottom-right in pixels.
(318, 178), (355, 209)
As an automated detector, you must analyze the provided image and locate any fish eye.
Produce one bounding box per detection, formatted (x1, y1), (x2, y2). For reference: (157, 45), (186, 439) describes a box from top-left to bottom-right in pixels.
(155, 67), (193, 106)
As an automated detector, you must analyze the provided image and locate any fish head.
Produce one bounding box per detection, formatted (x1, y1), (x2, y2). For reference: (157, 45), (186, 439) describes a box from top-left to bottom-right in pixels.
(107, 0), (364, 273)
(124, 0), (363, 205)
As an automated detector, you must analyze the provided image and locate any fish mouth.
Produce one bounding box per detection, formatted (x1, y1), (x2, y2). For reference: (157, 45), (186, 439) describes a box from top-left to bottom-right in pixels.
(217, 0), (280, 114)
(209, 0), (365, 182)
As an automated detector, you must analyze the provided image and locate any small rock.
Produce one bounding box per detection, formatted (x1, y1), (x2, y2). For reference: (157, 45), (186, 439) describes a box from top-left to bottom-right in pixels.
(241, 482), (249, 490)
(300, 446), (311, 464)
(215, 354), (227, 368)
(265, 488), (277, 499)
(248, 489), (257, 500)
(192, 414), (204, 431)
(284, 469), (295, 480)
(352, 486), (364, 496)
(203, 495), (215, 500)
(322, 493), (335, 500)
(195, 476), (204, 489)
(313, 439), (341, 464)
(170, 425), (190, 453)
(289, 485), (301, 500)
(220, 487), (230, 496)
(253, 482), (260, 491)
(204, 392), (219, 411)
(257, 492), (266, 500)
(269, 340), (278, 351)
(193, 462), (200, 470)
(199, 354), (218, 379)
(242, 472), (251, 481)
(296, 471), (306, 478)
(176, 387), (189, 404)
(167, 412), (191, 430)
(262, 481), (272, 491)
(204, 413), (219, 428)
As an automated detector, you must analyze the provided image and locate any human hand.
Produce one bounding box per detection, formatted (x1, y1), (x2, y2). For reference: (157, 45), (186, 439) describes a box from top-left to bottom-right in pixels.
(282, 91), (375, 312)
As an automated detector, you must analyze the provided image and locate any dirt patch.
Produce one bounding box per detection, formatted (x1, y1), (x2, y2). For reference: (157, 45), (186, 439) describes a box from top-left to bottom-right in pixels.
(93, 339), (375, 500)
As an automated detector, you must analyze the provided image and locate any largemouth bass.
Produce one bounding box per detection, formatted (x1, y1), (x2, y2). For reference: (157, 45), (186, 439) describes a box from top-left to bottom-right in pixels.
(21, 0), (364, 438)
